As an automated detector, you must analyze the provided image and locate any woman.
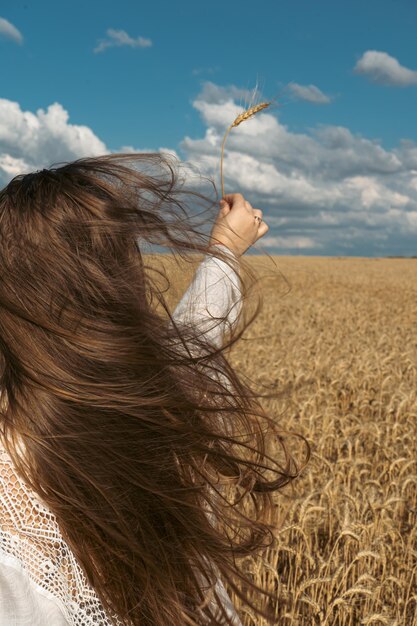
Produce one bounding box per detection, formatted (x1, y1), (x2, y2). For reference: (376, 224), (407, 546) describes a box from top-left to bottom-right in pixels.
(0, 153), (305, 625)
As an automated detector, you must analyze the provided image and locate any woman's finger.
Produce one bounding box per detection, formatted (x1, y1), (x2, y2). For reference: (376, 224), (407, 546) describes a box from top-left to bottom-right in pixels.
(221, 193), (245, 208)
(219, 199), (231, 214)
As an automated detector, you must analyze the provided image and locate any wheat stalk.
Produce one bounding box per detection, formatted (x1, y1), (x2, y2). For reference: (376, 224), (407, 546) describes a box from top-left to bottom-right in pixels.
(182, 254), (416, 625)
(220, 101), (271, 198)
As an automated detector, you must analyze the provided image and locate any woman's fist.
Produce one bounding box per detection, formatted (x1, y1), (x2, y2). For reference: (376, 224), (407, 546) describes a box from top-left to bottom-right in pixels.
(209, 193), (269, 257)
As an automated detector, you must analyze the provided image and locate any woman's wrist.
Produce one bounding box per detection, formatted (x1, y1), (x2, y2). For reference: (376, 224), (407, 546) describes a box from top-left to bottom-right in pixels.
(207, 242), (240, 260)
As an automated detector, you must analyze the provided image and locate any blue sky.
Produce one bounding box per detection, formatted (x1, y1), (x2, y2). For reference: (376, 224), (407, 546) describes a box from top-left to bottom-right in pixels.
(1, 0), (417, 256)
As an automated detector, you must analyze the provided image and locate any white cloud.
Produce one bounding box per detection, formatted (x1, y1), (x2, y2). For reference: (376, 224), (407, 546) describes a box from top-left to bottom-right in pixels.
(288, 82), (331, 104)
(0, 98), (109, 184)
(0, 99), (178, 189)
(94, 28), (152, 54)
(0, 154), (31, 178)
(0, 17), (23, 44)
(118, 145), (180, 161)
(354, 50), (417, 86)
(260, 235), (322, 249)
(178, 81), (417, 255)
(191, 82), (255, 112)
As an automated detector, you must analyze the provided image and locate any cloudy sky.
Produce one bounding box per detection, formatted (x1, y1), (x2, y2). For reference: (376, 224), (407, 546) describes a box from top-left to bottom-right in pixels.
(1, 0), (417, 256)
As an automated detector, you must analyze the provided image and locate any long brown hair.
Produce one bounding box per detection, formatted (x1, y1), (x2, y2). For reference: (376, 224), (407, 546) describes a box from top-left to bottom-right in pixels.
(0, 153), (309, 625)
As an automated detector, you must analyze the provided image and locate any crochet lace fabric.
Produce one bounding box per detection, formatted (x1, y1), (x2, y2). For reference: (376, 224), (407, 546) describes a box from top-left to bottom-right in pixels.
(0, 442), (242, 626)
(0, 442), (124, 625)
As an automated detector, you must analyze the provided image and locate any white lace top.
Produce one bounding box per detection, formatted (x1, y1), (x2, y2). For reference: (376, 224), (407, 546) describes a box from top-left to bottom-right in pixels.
(0, 244), (243, 625)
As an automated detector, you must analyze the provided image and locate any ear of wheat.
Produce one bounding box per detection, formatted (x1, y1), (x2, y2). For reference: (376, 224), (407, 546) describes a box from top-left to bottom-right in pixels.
(220, 102), (271, 198)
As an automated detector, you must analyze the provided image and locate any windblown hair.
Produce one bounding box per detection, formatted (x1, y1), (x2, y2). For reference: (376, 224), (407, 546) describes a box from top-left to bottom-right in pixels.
(0, 153), (309, 625)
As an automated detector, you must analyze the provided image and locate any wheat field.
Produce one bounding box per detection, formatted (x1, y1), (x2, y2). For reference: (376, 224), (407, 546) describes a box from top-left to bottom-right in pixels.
(157, 254), (417, 626)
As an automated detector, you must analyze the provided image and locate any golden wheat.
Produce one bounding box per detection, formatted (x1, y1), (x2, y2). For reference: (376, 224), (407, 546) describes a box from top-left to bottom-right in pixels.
(220, 102), (271, 198)
(231, 103), (271, 128)
(156, 254), (417, 626)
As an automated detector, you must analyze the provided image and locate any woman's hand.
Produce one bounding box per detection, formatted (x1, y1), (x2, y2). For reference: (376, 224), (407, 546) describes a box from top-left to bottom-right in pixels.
(208, 193), (269, 258)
